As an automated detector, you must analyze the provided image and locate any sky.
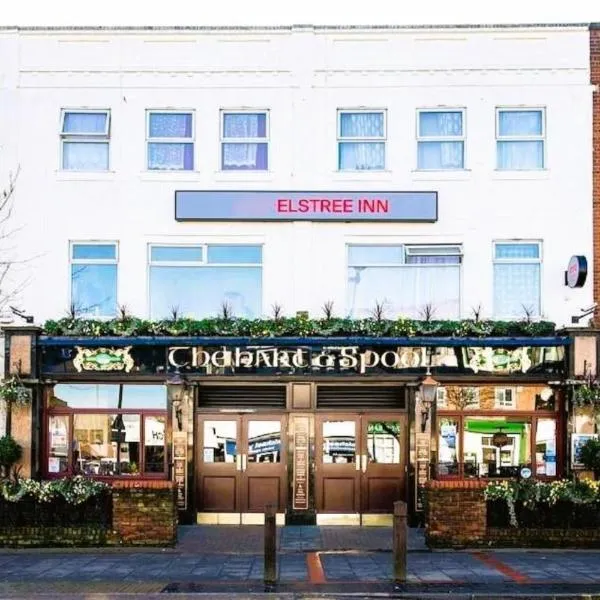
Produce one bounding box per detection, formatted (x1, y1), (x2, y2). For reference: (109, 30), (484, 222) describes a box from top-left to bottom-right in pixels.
(0, 0), (597, 27)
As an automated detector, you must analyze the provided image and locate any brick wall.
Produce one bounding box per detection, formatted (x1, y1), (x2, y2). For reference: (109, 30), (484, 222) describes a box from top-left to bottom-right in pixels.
(425, 480), (487, 548)
(111, 480), (177, 546)
(592, 26), (600, 311)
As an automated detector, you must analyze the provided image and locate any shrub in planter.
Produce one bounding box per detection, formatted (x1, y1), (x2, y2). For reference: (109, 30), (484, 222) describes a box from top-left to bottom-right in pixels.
(0, 436), (22, 478)
(579, 438), (600, 478)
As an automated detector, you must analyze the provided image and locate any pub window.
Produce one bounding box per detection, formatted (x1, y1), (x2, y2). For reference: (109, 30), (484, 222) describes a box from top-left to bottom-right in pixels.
(347, 244), (461, 318)
(493, 241), (541, 318)
(147, 111), (194, 170)
(70, 242), (118, 318)
(338, 110), (386, 171)
(496, 108), (545, 170)
(46, 384), (167, 478)
(495, 387), (516, 409)
(60, 109), (110, 171)
(417, 109), (465, 170)
(148, 244), (263, 319)
(221, 111), (269, 170)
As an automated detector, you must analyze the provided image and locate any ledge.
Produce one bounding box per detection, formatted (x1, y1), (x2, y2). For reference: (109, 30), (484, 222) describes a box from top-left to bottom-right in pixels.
(427, 479), (488, 489)
(112, 480), (174, 490)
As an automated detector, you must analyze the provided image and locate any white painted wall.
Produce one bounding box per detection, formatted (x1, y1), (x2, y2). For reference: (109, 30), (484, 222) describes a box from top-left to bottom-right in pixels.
(0, 25), (594, 327)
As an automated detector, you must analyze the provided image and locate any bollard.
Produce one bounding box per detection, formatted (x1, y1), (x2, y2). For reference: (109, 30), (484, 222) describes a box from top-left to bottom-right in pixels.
(264, 504), (277, 585)
(393, 500), (407, 584)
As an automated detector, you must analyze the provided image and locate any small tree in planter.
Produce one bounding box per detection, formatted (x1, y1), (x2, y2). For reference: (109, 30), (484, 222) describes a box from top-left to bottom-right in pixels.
(579, 438), (600, 479)
(0, 435), (22, 479)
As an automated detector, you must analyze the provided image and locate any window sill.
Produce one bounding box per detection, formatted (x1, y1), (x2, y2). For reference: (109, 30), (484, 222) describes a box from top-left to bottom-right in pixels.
(411, 169), (471, 181)
(331, 170), (393, 181)
(55, 171), (116, 181)
(139, 170), (201, 182)
(491, 170), (549, 180)
(213, 171), (275, 182)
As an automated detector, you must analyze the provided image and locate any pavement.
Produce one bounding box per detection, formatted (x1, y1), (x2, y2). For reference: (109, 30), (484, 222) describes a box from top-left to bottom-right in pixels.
(1, 525), (600, 598)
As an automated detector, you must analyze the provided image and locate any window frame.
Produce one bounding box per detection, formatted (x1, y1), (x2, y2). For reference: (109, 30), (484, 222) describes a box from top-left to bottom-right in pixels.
(494, 387), (517, 409)
(145, 109), (195, 171)
(495, 107), (546, 170)
(220, 109), (270, 171)
(69, 241), (119, 318)
(492, 240), (542, 319)
(60, 108), (111, 171)
(416, 108), (466, 170)
(337, 108), (387, 171)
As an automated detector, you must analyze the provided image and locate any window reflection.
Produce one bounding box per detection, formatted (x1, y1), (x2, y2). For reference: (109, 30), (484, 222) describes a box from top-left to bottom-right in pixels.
(144, 416), (166, 473)
(366, 421), (400, 464)
(248, 421), (281, 463)
(323, 420), (356, 464)
(437, 417), (460, 475)
(535, 419), (557, 476)
(203, 421), (237, 463)
(48, 415), (69, 474)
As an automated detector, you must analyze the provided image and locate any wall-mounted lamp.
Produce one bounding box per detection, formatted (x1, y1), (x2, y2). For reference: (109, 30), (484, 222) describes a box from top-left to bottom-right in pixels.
(419, 371), (438, 433)
(172, 395), (183, 432)
(167, 369), (187, 432)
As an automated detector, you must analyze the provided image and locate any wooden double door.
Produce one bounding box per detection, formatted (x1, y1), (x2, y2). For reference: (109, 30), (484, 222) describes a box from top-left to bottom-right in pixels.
(315, 413), (407, 516)
(196, 414), (287, 518)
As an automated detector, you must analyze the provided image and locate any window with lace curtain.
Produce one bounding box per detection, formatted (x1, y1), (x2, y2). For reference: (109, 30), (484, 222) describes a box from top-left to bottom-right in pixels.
(60, 109), (110, 171)
(496, 108), (545, 170)
(221, 111), (269, 170)
(337, 110), (386, 171)
(417, 109), (465, 170)
(146, 111), (194, 170)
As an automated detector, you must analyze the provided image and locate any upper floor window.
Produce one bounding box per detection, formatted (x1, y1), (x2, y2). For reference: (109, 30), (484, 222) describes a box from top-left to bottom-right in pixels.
(496, 108), (545, 170)
(147, 111), (194, 170)
(495, 388), (516, 409)
(347, 244), (461, 319)
(61, 110), (110, 171)
(70, 242), (118, 318)
(149, 244), (262, 319)
(417, 110), (465, 170)
(338, 110), (385, 171)
(221, 111), (268, 170)
(493, 242), (541, 319)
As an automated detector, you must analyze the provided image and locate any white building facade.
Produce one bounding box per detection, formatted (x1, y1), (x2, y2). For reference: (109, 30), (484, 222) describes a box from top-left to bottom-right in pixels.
(0, 23), (594, 326)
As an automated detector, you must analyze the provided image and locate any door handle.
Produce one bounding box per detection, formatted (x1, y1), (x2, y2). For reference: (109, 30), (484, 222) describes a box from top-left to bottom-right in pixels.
(242, 453), (247, 472)
(236, 454), (242, 471)
(355, 455), (361, 471)
(362, 454), (368, 473)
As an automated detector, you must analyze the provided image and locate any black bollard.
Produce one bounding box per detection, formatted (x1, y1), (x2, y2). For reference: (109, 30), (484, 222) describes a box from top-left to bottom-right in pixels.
(393, 500), (407, 584)
(264, 504), (277, 585)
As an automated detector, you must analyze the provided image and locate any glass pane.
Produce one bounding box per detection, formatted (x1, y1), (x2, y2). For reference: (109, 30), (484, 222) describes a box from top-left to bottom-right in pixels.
(340, 112), (384, 138)
(203, 421), (237, 463)
(151, 246), (203, 263)
(347, 265), (460, 319)
(495, 243), (540, 260)
(417, 141), (464, 169)
(207, 245), (262, 264)
(149, 113), (192, 138)
(48, 415), (69, 474)
(222, 143), (268, 170)
(150, 265), (262, 319)
(50, 384), (166, 410)
(348, 245), (404, 266)
(498, 110), (543, 136)
(248, 420), (281, 463)
(71, 263), (117, 317)
(144, 416), (166, 473)
(323, 420), (356, 464)
(72, 244), (116, 261)
(497, 141), (544, 170)
(419, 111), (463, 137)
(494, 263), (540, 317)
(339, 142), (385, 170)
(438, 417), (459, 475)
(73, 414), (141, 476)
(63, 112), (107, 134)
(63, 142), (109, 171)
(535, 419), (557, 476)
(148, 142), (194, 170)
(463, 417), (531, 478)
(122, 386), (167, 409)
(223, 113), (267, 138)
(367, 421), (401, 464)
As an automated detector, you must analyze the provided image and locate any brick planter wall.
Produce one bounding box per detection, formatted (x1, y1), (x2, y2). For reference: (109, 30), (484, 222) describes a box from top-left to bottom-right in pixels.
(425, 480), (487, 548)
(0, 526), (108, 548)
(111, 480), (177, 547)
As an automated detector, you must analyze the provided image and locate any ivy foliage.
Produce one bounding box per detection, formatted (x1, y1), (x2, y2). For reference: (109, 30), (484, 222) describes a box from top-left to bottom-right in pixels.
(43, 316), (558, 338)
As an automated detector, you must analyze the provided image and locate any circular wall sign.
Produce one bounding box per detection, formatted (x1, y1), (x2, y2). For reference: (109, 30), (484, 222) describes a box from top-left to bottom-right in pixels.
(520, 467), (532, 479)
(566, 255), (587, 288)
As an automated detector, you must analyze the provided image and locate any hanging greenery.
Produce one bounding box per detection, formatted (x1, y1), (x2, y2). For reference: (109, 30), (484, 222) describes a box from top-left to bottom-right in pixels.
(573, 382), (600, 417)
(42, 316), (558, 339)
(0, 376), (31, 406)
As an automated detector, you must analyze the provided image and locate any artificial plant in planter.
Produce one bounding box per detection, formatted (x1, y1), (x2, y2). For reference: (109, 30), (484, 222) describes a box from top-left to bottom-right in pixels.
(578, 438), (600, 479)
(0, 435), (22, 479)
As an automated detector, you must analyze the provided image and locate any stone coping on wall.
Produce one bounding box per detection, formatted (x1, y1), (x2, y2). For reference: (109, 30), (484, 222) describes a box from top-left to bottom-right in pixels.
(111, 480), (174, 490)
(426, 479), (488, 490)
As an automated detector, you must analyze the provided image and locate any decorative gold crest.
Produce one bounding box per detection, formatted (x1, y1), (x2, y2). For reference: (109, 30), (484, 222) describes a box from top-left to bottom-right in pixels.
(73, 346), (135, 373)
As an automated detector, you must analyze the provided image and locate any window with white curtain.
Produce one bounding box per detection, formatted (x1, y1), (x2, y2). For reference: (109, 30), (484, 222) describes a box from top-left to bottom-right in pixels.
(221, 111), (269, 170)
(61, 110), (110, 171)
(146, 111), (194, 170)
(346, 244), (462, 318)
(417, 110), (465, 170)
(149, 244), (263, 319)
(338, 110), (386, 171)
(493, 242), (541, 318)
(496, 109), (545, 170)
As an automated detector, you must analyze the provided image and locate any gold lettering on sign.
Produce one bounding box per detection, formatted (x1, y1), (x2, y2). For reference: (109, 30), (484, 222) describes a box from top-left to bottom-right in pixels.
(415, 433), (431, 512)
(173, 431), (187, 510)
(293, 417), (310, 510)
